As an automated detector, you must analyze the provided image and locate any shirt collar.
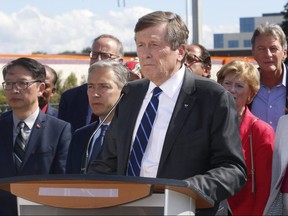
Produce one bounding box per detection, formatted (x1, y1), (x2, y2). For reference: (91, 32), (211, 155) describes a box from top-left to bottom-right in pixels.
(281, 63), (287, 87)
(147, 65), (185, 99)
(13, 108), (40, 130)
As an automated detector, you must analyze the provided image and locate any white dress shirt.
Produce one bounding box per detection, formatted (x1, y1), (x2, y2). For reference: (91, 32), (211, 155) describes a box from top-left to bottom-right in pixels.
(131, 66), (185, 177)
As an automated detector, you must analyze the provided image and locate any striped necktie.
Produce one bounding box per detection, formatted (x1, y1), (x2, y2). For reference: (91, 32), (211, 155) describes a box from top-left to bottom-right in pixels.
(89, 124), (109, 164)
(127, 87), (162, 176)
(14, 121), (27, 171)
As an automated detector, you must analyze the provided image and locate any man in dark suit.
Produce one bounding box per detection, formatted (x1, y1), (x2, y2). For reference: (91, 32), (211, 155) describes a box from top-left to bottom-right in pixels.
(66, 60), (129, 174)
(0, 57), (72, 215)
(88, 11), (247, 215)
(38, 64), (59, 117)
(58, 34), (124, 132)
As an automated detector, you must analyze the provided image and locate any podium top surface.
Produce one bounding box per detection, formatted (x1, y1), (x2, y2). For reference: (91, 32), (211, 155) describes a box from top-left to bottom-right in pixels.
(0, 174), (214, 209)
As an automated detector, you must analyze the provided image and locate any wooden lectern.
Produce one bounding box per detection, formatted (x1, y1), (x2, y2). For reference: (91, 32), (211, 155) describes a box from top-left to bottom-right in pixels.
(0, 174), (214, 215)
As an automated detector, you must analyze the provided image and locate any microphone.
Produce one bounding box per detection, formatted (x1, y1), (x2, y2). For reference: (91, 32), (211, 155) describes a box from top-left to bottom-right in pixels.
(81, 84), (129, 174)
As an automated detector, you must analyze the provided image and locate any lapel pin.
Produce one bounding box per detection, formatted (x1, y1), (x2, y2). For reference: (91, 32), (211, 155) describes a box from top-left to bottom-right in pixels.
(184, 104), (188, 108)
(36, 124), (41, 129)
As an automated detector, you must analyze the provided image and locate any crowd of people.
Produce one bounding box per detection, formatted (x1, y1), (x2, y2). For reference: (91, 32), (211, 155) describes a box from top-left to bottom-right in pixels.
(0, 10), (287, 215)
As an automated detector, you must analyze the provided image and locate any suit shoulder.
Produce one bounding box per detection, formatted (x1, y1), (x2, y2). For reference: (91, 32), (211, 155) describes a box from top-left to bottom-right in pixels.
(194, 76), (226, 95)
(74, 122), (97, 133)
(0, 110), (12, 120)
(45, 114), (70, 126)
(61, 84), (87, 97)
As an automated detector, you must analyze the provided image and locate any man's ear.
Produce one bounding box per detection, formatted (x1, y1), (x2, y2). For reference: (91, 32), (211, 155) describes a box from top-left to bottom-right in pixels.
(37, 82), (45, 97)
(177, 44), (186, 62)
(51, 87), (56, 97)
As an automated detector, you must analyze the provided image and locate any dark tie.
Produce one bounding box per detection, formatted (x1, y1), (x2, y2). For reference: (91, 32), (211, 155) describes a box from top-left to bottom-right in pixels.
(89, 124), (108, 164)
(14, 121), (27, 171)
(127, 87), (162, 176)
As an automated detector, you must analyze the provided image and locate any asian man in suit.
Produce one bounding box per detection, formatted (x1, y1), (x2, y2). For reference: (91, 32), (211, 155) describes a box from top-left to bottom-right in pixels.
(88, 11), (247, 215)
(0, 57), (72, 215)
(66, 60), (129, 174)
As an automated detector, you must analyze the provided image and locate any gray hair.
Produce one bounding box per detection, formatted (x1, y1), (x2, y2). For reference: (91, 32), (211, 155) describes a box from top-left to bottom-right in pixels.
(134, 11), (189, 51)
(251, 22), (287, 50)
(88, 60), (129, 89)
(92, 34), (124, 57)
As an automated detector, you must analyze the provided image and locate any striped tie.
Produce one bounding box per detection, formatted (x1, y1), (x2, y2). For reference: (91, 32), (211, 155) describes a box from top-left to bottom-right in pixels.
(127, 87), (162, 176)
(89, 124), (108, 164)
(14, 121), (27, 171)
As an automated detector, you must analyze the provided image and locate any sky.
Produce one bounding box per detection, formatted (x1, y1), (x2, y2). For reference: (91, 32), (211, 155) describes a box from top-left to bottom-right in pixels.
(0, 0), (286, 54)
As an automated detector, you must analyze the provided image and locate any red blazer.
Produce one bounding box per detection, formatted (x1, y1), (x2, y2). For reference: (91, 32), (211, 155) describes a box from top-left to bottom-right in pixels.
(228, 107), (274, 215)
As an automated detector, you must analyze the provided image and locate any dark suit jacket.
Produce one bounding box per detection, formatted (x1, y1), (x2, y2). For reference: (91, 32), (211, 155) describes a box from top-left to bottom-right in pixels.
(0, 111), (72, 215)
(58, 84), (89, 132)
(46, 103), (58, 117)
(66, 121), (99, 174)
(89, 69), (247, 215)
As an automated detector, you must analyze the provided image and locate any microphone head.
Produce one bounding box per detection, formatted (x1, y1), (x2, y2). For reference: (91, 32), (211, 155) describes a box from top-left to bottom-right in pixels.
(121, 84), (130, 95)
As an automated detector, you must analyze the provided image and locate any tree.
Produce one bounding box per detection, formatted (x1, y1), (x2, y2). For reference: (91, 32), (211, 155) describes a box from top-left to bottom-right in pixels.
(81, 47), (91, 54)
(281, 3), (288, 35)
(281, 2), (288, 64)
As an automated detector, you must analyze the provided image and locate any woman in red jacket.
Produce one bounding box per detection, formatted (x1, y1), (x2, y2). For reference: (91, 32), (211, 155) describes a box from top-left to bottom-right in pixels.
(217, 59), (274, 215)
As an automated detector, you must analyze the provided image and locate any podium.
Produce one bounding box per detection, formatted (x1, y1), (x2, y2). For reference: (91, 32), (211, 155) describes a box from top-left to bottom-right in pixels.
(0, 174), (214, 215)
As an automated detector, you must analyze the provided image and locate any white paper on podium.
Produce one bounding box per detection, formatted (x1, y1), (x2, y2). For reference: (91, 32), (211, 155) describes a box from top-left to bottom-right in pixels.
(38, 187), (119, 197)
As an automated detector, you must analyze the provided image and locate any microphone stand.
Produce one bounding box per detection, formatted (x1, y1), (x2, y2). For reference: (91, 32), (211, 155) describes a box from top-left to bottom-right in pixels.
(81, 92), (126, 174)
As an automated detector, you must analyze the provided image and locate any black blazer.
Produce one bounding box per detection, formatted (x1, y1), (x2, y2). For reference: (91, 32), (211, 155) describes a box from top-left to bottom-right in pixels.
(89, 69), (247, 215)
(58, 84), (89, 132)
(0, 111), (72, 215)
(66, 121), (99, 174)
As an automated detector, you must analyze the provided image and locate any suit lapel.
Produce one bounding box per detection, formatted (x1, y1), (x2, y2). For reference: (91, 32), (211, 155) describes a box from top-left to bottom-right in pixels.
(118, 80), (150, 172)
(2, 114), (16, 170)
(157, 70), (197, 174)
(21, 112), (46, 169)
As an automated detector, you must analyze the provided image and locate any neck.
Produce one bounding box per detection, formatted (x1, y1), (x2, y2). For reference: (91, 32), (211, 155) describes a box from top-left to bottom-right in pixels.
(260, 68), (283, 88)
(238, 106), (246, 123)
(14, 106), (38, 120)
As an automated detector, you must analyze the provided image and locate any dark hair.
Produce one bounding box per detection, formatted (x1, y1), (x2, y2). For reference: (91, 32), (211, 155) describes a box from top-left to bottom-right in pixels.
(92, 34), (124, 57)
(195, 43), (211, 68)
(134, 11), (189, 51)
(2, 57), (46, 81)
(44, 65), (58, 85)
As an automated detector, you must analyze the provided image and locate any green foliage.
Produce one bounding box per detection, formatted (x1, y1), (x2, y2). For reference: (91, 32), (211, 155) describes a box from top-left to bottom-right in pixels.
(62, 73), (78, 91)
(59, 51), (77, 55)
(81, 47), (91, 54)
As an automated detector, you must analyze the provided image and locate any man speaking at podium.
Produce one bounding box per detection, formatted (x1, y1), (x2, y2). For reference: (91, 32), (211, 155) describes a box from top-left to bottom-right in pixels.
(88, 11), (247, 215)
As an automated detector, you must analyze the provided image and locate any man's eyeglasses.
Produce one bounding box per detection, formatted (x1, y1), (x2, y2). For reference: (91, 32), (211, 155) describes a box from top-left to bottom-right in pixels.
(2, 80), (41, 90)
(185, 54), (203, 66)
(89, 51), (119, 60)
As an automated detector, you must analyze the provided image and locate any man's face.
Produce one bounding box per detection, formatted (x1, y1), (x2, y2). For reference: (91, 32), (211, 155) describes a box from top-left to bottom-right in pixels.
(38, 68), (56, 108)
(87, 67), (121, 121)
(135, 23), (185, 86)
(4, 65), (44, 112)
(90, 37), (121, 65)
(252, 34), (287, 74)
(185, 45), (210, 77)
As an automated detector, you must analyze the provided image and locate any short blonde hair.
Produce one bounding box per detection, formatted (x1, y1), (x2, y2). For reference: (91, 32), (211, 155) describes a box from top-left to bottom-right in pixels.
(216, 60), (260, 104)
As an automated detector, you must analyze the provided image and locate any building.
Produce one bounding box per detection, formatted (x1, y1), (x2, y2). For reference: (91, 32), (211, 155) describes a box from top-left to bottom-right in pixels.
(213, 13), (284, 50)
